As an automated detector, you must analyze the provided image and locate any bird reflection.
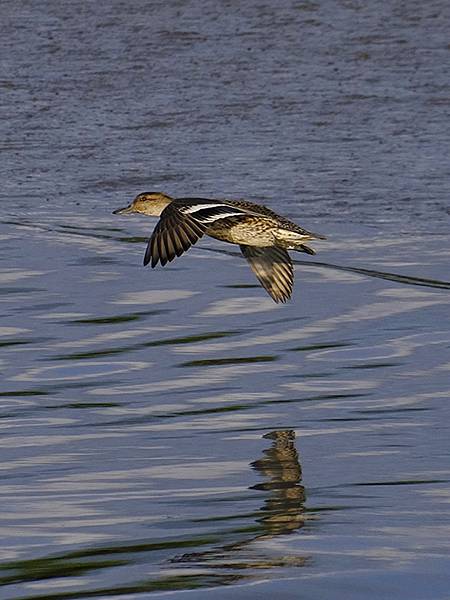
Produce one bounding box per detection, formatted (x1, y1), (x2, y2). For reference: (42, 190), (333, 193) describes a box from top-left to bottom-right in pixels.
(251, 430), (306, 536)
(172, 430), (307, 574)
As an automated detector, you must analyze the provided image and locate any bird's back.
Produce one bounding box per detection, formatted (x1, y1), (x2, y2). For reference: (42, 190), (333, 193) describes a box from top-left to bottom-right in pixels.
(223, 198), (323, 239)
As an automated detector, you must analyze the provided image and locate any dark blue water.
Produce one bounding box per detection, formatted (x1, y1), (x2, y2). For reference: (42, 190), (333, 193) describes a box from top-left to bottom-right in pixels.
(1, 1), (450, 598)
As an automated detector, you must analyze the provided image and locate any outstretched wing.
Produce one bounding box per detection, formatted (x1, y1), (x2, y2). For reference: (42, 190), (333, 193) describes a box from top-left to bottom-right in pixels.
(144, 200), (252, 268)
(144, 204), (206, 268)
(240, 245), (294, 303)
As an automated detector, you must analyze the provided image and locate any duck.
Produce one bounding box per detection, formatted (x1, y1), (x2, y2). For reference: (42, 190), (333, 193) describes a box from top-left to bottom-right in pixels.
(113, 192), (325, 303)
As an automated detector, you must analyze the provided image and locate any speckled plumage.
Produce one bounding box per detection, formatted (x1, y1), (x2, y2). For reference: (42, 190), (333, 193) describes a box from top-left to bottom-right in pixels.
(113, 192), (326, 303)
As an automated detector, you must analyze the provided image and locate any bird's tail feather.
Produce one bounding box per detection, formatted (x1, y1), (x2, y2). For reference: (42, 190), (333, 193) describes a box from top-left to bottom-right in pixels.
(294, 244), (316, 256)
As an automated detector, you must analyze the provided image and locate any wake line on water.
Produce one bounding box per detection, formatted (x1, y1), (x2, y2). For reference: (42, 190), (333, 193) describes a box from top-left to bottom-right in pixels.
(6, 219), (448, 291)
(205, 248), (450, 291)
(302, 260), (450, 291)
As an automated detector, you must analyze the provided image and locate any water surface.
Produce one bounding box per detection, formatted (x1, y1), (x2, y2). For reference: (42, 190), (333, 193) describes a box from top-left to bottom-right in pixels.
(1, 1), (450, 598)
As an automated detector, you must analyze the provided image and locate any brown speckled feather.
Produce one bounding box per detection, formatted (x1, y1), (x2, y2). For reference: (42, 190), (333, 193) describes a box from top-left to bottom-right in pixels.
(223, 199), (326, 239)
(240, 245), (294, 303)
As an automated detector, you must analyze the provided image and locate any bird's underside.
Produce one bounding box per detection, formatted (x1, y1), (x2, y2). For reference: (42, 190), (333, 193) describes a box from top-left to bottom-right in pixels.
(144, 198), (320, 303)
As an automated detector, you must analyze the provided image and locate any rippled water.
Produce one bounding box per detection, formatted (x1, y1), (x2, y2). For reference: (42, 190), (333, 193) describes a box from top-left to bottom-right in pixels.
(2, 1), (450, 598)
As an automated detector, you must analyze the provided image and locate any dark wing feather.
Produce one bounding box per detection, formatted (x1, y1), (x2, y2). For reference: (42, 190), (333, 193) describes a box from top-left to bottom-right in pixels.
(144, 204), (206, 268)
(240, 245), (294, 303)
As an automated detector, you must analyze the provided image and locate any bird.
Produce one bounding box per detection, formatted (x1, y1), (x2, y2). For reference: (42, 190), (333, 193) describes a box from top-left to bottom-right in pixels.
(113, 192), (325, 303)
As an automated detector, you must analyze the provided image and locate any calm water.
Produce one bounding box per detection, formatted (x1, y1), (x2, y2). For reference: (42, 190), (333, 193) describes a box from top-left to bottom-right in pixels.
(1, 1), (450, 599)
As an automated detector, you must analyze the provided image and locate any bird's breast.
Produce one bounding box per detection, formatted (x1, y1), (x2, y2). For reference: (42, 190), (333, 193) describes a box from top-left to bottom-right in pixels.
(206, 220), (276, 247)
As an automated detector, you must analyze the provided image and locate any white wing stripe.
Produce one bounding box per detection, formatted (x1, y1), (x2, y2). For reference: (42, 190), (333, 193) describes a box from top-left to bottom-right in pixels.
(181, 203), (247, 223)
(195, 211), (245, 223)
(182, 204), (229, 214)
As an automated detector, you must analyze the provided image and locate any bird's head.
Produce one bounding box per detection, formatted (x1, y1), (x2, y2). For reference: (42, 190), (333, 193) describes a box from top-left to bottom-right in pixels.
(113, 192), (173, 217)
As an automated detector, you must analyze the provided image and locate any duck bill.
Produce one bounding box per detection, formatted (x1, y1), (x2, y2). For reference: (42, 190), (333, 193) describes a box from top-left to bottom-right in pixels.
(113, 205), (134, 215)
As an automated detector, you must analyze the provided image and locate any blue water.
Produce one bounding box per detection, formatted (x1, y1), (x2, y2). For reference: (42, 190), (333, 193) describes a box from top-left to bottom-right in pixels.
(1, 1), (450, 598)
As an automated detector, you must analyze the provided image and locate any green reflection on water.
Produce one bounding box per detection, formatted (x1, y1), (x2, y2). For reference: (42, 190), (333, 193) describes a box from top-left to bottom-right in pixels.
(53, 348), (133, 360)
(52, 330), (243, 361)
(64, 401), (120, 408)
(0, 537), (223, 599)
(0, 557), (128, 586)
(0, 286), (42, 296)
(143, 331), (242, 347)
(289, 341), (353, 352)
(2, 432), (310, 599)
(11, 574), (243, 600)
(68, 310), (171, 325)
(0, 389), (48, 397)
(179, 355), (278, 367)
(0, 339), (33, 348)
(344, 362), (401, 369)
